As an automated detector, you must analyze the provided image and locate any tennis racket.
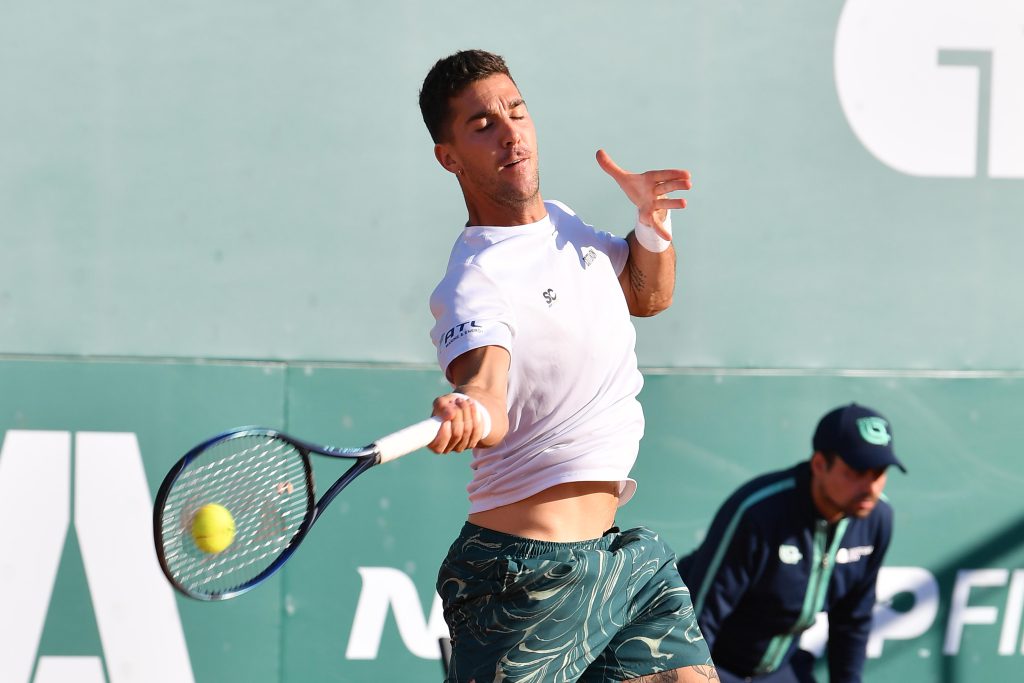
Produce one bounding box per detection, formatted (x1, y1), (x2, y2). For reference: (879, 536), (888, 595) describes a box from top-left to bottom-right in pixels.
(153, 401), (490, 601)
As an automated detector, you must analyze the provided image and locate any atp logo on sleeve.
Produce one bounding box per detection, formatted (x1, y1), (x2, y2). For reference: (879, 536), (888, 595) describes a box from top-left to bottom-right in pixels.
(440, 321), (482, 348)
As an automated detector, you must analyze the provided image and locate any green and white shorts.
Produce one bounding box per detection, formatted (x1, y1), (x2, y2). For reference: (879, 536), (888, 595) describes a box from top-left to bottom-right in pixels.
(437, 523), (712, 682)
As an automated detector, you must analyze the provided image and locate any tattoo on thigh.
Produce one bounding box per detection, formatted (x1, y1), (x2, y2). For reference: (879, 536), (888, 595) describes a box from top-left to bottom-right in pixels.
(628, 664), (720, 682)
(628, 671), (678, 682)
(688, 664), (720, 681)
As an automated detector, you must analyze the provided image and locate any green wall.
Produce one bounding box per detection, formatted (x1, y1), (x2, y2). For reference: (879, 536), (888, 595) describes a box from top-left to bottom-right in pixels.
(3, 359), (1022, 681)
(3, 0), (1021, 367)
(2, 1), (1022, 681)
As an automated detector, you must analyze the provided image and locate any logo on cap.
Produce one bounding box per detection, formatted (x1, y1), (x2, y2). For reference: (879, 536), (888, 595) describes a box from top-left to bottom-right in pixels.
(856, 417), (891, 446)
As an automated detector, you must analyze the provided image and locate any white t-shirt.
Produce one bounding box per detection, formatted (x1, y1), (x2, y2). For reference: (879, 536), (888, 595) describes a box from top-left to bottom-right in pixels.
(429, 200), (645, 513)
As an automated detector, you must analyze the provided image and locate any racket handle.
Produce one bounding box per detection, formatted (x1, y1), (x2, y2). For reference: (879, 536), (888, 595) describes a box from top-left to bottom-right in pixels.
(376, 417), (444, 464)
(375, 398), (492, 464)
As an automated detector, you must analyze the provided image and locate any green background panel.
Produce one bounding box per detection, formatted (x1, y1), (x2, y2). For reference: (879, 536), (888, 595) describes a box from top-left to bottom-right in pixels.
(280, 365), (462, 682)
(627, 372), (1024, 682)
(2, 0), (1024, 680)
(0, 359), (287, 683)
(2, 361), (1024, 680)
(630, 371), (1024, 563)
(2, 0), (1022, 368)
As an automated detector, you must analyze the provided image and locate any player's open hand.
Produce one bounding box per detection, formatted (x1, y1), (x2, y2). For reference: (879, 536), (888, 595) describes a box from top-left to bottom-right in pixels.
(596, 149), (691, 239)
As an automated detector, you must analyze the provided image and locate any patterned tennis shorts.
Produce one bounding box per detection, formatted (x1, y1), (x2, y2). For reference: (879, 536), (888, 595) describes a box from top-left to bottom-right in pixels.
(437, 523), (712, 682)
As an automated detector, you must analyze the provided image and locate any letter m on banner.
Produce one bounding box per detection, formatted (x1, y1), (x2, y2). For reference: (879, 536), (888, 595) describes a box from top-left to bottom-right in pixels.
(346, 566), (448, 660)
(0, 430), (194, 683)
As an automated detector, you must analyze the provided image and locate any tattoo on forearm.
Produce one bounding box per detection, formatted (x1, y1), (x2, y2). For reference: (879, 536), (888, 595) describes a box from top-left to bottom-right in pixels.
(629, 261), (648, 293)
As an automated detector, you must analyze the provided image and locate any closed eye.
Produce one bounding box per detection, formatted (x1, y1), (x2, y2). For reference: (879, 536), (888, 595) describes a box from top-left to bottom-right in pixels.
(467, 99), (527, 131)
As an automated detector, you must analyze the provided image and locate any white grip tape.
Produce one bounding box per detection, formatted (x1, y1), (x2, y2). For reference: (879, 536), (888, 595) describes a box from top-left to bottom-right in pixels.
(375, 417), (444, 464)
(374, 396), (492, 464)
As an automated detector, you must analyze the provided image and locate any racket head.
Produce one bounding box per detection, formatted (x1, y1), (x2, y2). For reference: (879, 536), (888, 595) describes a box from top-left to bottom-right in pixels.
(153, 428), (317, 601)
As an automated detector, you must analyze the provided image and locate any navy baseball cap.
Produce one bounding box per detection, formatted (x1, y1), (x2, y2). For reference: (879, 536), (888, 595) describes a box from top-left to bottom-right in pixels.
(812, 403), (906, 473)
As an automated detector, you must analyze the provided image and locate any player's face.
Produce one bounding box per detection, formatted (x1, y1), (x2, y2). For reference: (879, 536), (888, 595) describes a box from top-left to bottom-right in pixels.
(434, 74), (541, 223)
(811, 453), (888, 522)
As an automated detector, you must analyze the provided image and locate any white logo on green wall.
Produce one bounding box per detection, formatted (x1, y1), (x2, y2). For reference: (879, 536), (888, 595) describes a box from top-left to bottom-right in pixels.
(857, 417), (891, 446)
(835, 0), (1024, 178)
(0, 430), (194, 683)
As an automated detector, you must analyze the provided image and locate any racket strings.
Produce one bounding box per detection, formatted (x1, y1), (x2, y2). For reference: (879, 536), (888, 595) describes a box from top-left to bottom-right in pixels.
(159, 435), (313, 597)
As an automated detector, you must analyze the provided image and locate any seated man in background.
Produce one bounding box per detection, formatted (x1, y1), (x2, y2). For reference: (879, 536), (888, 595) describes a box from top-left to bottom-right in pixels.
(677, 403), (906, 683)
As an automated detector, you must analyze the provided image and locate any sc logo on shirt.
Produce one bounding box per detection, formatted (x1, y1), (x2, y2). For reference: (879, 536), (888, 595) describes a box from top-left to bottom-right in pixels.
(835, 0), (1024, 178)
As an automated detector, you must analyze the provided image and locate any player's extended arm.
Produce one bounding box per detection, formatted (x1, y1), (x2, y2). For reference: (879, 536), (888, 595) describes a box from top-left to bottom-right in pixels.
(596, 149), (691, 317)
(428, 344), (510, 454)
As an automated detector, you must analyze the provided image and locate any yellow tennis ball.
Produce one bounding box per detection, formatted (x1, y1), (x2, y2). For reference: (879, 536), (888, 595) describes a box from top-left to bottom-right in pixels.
(191, 503), (236, 554)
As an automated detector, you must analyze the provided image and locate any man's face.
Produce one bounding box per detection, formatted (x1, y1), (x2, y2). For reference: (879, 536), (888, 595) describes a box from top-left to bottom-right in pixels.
(434, 74), (540, 217)
(811, 452), (889, 521)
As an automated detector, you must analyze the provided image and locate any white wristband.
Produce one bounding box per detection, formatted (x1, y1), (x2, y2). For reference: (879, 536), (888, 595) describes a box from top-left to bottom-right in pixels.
(450, 392), (492, 439)
(634, 212), (672, 253)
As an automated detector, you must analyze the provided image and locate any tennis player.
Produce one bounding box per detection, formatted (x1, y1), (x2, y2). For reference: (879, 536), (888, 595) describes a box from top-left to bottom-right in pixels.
(420, 49), (717, 682)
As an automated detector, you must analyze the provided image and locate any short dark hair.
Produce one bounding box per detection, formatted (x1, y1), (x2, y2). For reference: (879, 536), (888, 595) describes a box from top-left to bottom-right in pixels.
(818, 451), (839, 468)
(419, 49), (515, 143)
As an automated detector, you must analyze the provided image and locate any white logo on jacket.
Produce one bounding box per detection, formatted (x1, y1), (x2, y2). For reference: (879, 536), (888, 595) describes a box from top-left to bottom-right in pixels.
(779, 544), (804, 565)
(836, 546), (875, 564)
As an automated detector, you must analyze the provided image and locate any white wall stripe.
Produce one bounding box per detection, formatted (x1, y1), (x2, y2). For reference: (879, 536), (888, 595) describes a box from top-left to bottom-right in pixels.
(75, 432), (195, 683)
(0, 431), (70, 683)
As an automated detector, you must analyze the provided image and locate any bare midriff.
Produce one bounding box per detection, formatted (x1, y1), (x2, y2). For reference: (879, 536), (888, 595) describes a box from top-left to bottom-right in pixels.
(467, 480), (620, 542)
